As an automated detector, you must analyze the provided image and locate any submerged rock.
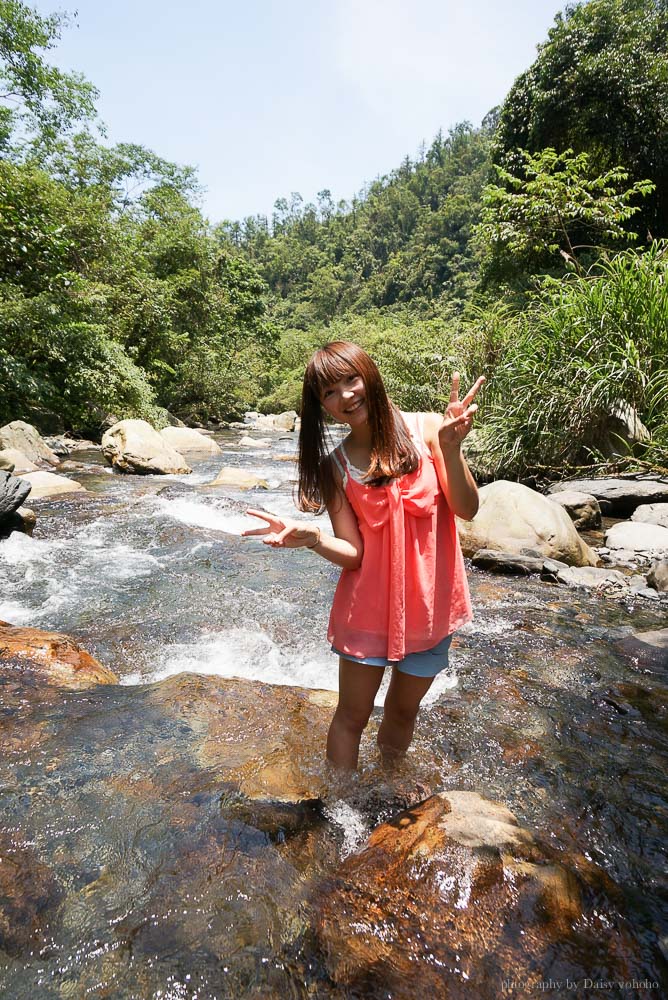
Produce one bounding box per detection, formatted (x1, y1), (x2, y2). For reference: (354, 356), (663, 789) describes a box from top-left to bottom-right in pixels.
(312, 790), (617, 997)
(238, 435), (272, 448)
(457, 481), (598, 567)
(0, 420), (59, 467)
(159, 425), (222, 455)
(0, 832), (63, 956)
(0, 621), (118, 687)
(102, 419), (192, 475)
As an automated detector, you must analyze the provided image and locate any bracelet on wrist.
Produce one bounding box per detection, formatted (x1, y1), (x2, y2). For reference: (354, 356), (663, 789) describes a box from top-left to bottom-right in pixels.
(307, 526), (321, 549)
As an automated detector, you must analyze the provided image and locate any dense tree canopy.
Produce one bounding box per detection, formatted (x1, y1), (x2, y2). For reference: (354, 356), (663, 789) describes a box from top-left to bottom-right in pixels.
(494, 0), (668, 237)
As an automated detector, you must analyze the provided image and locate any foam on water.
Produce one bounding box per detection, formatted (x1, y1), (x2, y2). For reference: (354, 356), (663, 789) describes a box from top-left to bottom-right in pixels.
(323, 799), (369, 857)
(150, 495), (254, 534)
(122, 625), (458, 705)
(122, 627), (339, 691)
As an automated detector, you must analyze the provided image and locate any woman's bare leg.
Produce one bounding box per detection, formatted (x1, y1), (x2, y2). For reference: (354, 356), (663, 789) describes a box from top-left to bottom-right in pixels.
(326, 658), (385, 770)
(377, 668), (435, 759)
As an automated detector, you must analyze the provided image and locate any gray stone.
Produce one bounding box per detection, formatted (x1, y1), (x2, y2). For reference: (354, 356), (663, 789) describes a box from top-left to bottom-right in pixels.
(556, 566), (628, 589)
(598, 400), (651, 458)
(546, 490), (601, 529)
(0, 471), (31, 518)
(548, 478), (668, 517)
(631, 503), (668, 529)
(471, 549), (546, 575)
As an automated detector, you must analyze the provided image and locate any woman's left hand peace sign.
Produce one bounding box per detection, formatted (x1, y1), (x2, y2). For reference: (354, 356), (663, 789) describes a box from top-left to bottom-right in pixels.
(439, 372), (485, 453)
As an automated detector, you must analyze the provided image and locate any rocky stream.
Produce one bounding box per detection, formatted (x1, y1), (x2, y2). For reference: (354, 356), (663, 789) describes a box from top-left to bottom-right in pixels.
(0, 420), (667, 999)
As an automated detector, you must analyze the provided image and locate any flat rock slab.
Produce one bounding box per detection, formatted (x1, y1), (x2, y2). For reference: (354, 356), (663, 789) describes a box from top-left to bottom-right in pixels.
(16, 471), (87, 499)
(548, 478), (668, 517)
(0, 448), (38, 474)
(556, 566), (628, 589)
(605, 521), (668, 556)
(472, 549), (550, 575)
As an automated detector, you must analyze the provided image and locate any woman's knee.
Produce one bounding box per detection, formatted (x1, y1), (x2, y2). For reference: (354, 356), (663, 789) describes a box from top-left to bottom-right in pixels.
(332, 702), (373, 737)
(381, 698), (419, 729)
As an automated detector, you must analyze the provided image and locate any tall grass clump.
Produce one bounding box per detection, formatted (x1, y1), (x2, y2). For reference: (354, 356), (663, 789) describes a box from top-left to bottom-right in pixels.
(481, 242), (668, 479)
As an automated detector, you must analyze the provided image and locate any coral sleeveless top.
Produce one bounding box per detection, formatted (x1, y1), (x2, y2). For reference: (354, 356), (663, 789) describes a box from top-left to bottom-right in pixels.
(327, 412), (472, 662)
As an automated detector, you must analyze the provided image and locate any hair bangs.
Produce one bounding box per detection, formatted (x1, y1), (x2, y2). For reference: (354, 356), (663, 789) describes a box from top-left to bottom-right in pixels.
(308, 350), (358, 396)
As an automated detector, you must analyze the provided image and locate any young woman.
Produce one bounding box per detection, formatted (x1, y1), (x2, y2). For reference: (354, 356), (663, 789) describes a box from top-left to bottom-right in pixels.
(243, 341), (483, 770)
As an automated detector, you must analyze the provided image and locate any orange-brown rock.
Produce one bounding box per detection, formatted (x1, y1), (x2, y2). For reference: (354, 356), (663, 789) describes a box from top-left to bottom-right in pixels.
(0, 621), (118, 687)
(313, 790), (598, 998)
(0, 833), (62, 956)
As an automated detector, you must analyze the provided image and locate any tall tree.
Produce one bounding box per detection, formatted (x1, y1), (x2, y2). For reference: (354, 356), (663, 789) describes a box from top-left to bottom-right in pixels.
(494, 0), (668, 236)
(0, 0), (98, 157)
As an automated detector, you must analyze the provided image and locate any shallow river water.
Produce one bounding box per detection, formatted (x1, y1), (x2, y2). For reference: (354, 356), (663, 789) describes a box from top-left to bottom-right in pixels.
(1, 429), (667, 998)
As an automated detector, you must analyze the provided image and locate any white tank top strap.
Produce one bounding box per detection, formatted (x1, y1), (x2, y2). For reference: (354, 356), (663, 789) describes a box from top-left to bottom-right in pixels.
(330, 445), (349, 489)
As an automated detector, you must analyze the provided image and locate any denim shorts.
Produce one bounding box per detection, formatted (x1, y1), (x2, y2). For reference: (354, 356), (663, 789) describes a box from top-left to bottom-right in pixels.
(331, 633), (453, 678)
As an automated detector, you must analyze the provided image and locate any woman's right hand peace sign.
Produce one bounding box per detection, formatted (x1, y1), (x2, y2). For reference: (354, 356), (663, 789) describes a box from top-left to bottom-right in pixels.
(242, 508), (320, 549)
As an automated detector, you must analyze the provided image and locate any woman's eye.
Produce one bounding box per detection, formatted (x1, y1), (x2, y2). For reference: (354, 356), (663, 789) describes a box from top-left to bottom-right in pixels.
(346, 375), (357, 383)
(323, 389), (333, 398)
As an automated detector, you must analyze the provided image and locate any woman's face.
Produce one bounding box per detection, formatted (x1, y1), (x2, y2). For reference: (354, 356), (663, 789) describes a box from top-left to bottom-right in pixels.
(320, 370), (368, 426)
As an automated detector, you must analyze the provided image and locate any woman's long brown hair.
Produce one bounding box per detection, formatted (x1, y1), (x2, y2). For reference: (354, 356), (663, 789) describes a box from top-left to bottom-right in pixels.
(297, 341), (419, 513)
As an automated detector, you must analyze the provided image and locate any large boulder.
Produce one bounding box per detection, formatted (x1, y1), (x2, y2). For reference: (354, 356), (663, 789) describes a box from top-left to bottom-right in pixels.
(0, 621), (118, 687)
(16, 471), (87, 499)
(599, 400), (651, 457)
(605, 521), (668, 558)
(631, 503), (668, 529)
(548, 478), (668, 517)
(547, 489), (601, 530)
(0, 421), (59, 467)
(457, 481), (598, 567)
(204, 467), (269, 490)
(159, 426), (222, 455)
(0, 448), (38, 474)
(313, 790), (617, 997)
(0, 470), (31, 519)
(101, 420), (191, 475)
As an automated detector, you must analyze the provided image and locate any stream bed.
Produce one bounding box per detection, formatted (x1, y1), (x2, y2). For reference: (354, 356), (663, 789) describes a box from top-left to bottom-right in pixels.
(1, 429), (667, 998)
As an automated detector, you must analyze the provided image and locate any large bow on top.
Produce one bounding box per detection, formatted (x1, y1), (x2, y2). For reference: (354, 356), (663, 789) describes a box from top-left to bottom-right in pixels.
(347, 469), (440, 661)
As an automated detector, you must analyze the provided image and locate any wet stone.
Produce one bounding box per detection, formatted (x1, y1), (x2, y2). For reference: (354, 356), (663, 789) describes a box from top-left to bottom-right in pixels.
(0, 621), (119, 688)
(312, 790), (628, 998)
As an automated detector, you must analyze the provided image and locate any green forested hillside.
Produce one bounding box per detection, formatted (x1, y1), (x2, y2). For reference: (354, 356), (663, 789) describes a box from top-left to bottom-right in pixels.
(1, 0), (667, 477)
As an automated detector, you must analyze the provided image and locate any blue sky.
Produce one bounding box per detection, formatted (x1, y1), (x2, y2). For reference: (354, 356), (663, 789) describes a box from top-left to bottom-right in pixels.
(35, 0), (568, 224)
